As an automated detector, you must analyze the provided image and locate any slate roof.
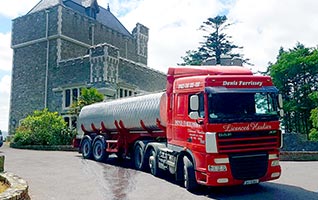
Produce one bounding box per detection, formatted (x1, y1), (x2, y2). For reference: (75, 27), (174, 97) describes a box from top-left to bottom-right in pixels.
(28, 0), (60, 14)
(28, 0), (131, 37)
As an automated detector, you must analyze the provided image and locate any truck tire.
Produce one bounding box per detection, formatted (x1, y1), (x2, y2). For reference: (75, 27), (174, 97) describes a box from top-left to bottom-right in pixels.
(92, 138), (108, 162)
(81, 137), (93, 159)
(148, 148), (161, 177)
(183, 156), (199, 192)
(134, 144), (144, 170)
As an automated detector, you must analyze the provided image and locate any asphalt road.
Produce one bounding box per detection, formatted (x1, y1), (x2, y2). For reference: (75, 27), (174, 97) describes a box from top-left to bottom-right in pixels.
(1, 144), (318, 200)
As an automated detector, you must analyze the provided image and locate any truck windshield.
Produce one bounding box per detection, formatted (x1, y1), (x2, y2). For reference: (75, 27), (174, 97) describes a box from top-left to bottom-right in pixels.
(207, 91), (279, 123)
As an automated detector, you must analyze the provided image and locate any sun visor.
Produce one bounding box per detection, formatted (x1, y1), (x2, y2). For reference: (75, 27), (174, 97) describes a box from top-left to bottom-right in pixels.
(205, 86), (279, 94)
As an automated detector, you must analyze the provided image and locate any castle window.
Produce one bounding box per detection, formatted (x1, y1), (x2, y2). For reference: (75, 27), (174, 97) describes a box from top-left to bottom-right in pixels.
(64, 117), (69, 126)
(65, 89), (71, 107)
(124, 90), (127, 97)
(72, 88), (78, 102)
(89, 26), (93, 40)
(63, 115), (77, 129)
(118, 87), (137, 98)
(63, 87), (81, 109)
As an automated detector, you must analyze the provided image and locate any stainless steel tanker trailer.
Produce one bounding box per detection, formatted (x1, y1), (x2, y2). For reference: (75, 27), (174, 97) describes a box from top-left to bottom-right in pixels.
(76, 92), (167, 169)
(79, 92), (166, 134)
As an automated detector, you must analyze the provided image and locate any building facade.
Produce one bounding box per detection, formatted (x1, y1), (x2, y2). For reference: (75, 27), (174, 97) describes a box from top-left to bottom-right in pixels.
(9, 0), (166, 133)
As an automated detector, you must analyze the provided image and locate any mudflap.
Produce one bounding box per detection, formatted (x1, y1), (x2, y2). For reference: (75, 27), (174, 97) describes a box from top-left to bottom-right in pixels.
(73, 138), (81, 152)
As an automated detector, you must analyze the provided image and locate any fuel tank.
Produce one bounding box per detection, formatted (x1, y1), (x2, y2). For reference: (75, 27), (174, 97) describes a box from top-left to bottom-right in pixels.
(79, 92), (167, 132)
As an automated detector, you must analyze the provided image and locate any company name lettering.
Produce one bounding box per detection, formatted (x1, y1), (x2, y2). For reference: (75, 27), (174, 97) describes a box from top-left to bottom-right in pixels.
(223, 123), (272, 132)
(175, 120), (200, 127)
(223, 81), (263, 87)
(177, 82), (201, 89)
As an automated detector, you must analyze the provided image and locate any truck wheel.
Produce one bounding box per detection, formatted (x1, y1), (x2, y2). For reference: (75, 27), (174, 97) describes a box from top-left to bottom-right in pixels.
(92, 139), (108, 162)
(183, 156), (199, 192)
(134, 144), (144, 170)
(149, 148), (161, 177)
(82, 137), (93, 159)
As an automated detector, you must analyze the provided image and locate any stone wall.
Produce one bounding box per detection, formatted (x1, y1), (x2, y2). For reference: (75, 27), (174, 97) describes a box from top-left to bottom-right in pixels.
(10, 42), (48, 128)
(61, 5), (144, 65)
(0, 172), (29, 200)
(12, 12), (46, 45)
(119, 59), (166, 92)
(49, 56), (91, 113)
(12, 7), (59, 46)
(10, 7), (59, 130)
(282, 133), (318, 151)
(60, 39), (89, 60)
(61, 7), (92, 45)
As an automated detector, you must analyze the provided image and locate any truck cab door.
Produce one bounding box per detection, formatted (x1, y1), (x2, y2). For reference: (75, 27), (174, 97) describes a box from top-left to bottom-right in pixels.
(186, 93), (205, 145)
(171, 93), (205, 147)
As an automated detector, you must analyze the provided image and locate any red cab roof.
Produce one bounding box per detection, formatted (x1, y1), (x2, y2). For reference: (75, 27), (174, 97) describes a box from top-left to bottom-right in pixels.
(167, 66), (252, 78)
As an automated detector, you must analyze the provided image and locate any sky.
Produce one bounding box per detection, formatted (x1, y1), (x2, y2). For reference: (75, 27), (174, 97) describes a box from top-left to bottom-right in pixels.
(1, 0), (318, 131)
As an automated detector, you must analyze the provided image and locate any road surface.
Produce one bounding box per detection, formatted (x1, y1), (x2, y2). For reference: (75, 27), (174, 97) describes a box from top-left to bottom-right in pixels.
(1, 144), (318, 200)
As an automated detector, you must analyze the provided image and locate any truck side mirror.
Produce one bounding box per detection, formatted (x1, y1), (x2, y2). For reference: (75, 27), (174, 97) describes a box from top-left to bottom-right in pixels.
(189, 112), (199, 120)
(189, 95), (200, 120)
(278, 94), (283, 109)
(278, 94), (284, 117)
(190, 95), (199, 111)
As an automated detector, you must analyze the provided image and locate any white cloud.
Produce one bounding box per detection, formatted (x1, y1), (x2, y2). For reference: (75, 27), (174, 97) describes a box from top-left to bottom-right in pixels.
(0, 0), (39, 18)
(0, 32), (11, 132)
(0, 75), (11, 132)
(114, 0), (224, 72)
(0, 75), (11, 94)
(226, 0), (318, 72)
(0, 32), (12, 71)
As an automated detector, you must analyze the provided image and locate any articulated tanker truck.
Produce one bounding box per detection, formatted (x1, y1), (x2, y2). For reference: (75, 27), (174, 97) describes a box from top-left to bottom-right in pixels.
(75, 65), (283, 191)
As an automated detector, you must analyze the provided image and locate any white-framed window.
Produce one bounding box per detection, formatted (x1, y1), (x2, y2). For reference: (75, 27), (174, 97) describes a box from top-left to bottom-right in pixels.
(63, 87), (82, 109)
(63, 115), (77, 129)
(118, 88), (137, 98)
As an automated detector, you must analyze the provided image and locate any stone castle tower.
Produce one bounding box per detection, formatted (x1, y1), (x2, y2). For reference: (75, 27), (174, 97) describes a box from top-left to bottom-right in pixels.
(9, 0), (166, 133)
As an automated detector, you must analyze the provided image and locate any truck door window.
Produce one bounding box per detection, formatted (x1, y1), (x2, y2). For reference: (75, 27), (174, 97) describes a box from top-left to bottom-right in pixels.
(176, 94), (186, 116)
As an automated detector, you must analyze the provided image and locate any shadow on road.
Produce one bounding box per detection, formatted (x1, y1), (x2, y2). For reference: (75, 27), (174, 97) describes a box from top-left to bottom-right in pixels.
(80, 155), (318, 200)
(202, 183), (317, 200)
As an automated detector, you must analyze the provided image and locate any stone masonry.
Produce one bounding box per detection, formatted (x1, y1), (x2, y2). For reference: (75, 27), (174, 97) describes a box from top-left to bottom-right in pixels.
(9, 0), (166, 133)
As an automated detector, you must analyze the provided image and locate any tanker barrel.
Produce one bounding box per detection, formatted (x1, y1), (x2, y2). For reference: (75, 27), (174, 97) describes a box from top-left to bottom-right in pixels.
(79, 92), (167, 133)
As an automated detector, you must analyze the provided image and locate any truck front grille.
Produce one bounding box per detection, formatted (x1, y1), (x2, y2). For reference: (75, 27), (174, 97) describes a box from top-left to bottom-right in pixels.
(217, 131), (280, 153)
(229, 152), (268, 180)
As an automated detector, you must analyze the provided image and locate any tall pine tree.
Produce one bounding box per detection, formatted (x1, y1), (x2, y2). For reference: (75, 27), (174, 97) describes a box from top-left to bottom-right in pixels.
(180, 15), (247, 65)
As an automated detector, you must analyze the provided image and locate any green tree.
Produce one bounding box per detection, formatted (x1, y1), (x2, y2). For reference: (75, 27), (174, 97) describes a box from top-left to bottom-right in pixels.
(180, 15), (246, 65)
(309, 92), (318, 141)
(69, 88), (104, 115)
(268, 43), (318, 136)
(13, 109), (75, 145)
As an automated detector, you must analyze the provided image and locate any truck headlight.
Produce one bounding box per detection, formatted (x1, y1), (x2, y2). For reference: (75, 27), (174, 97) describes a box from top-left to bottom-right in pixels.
(208, 165), (227, 172)
(206, 132), (218, 153)
(271, 160), (280, 167)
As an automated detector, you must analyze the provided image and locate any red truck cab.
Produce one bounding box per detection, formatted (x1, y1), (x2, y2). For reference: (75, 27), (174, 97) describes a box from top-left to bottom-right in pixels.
(164, 66), (283, 187)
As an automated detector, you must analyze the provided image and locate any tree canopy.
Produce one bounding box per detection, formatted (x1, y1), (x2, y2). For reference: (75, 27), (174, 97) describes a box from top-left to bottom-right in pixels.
(180, 15), (246, 65)
(13, 109), (75, 145)
(69, 88), (104, 115)
(309, 92), (318, 141)
(268, 43), (318, 137)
